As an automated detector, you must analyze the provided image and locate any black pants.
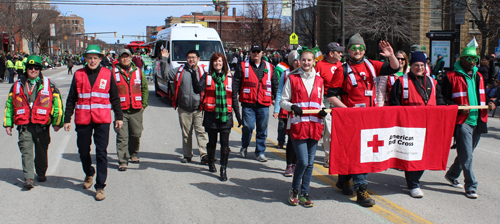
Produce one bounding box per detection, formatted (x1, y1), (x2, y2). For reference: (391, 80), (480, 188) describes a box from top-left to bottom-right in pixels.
(286, 135), (297, 165)
(405, 170), (424, 189)
(206, 128), (230, 149)
(76, 123), (110, 190)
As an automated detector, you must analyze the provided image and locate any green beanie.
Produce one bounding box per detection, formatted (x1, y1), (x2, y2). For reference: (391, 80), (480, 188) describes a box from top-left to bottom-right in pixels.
(348, 33), (365, 49)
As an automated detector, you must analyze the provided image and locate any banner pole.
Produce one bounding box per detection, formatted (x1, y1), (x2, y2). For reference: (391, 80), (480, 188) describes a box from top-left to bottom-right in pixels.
(296, 106), (489, 114)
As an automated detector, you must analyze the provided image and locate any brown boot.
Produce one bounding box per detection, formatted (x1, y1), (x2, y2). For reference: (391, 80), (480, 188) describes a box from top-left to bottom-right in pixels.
(83, 175), (94, 189)
(24, 179), (35, 189)
(95, 189), (105, 201)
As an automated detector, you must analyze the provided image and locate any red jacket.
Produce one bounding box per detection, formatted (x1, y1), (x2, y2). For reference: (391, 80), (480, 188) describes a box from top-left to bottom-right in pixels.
(203, 72), (233, 113)
(239, 60), (274, 106)
(289, 73), (324, 141)
(12, 77), (53, 125)
(74, 68), (112, 125)
(113, 65), (143, 110)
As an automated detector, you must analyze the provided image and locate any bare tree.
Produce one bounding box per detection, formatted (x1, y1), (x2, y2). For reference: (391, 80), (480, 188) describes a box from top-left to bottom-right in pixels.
(243, 0), (284, 50)
(453, 0), (500, 57)
(295, 0), (317, 47)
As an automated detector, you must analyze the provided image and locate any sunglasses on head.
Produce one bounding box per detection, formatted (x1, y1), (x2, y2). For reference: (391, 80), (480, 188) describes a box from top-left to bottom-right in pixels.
(350, 45), (365, 52)
(252, 50), (261, 53)
(465, 57), (479, 63)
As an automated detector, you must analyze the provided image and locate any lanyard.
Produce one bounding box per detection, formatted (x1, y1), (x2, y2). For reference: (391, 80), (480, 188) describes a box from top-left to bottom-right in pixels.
(26, 81), (36, 97)
(348, 62), (372, 90)
(414, 75), (429, 102)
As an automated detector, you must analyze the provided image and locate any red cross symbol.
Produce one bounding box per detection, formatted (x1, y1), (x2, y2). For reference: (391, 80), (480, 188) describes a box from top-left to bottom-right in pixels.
(367, 134), (384, 153)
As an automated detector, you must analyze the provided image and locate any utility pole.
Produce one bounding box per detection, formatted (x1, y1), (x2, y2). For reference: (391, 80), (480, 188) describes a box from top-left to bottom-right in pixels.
(292, 0), (295, 34)
(341, 0), (345, 53)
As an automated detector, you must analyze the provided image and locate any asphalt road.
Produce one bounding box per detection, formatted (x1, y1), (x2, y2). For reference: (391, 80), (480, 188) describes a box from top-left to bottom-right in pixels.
(0, 66), (499, 223)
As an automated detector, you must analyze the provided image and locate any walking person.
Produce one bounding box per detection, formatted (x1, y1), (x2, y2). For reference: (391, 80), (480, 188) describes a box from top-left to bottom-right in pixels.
(3, 55), (64, 189)
(280, 47), (327, 207)
(0, 54), (6, 81)
(163, 49), (209, 164)
(233, 45), (278, 162)
(192, 52), (242, 181)
(388, 52), (446, 198)
(7, 56), (16, 83)
(442, 47), (493, 199)
(113, 49), (149, 171)
(63, 45), (123, 201)
(67, 57), (74, 75)
(326, 33), (400, 207)
(273, 50), (300, 176)
(15, 56), (25, 79)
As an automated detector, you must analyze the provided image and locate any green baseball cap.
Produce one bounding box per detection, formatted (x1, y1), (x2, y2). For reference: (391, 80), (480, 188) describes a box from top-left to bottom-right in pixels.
(25, 55), (43, 68)
(83, 45), (104, 57)
(459, 47), (479, 58)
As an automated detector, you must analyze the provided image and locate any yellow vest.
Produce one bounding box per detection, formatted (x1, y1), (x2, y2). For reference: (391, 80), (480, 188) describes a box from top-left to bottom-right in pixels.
(7, 60), (14, 68)
(15, 61), (24, 70)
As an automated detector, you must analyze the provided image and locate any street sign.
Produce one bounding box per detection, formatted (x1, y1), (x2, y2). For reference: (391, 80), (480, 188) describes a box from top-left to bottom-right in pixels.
(151, 35), (156, 38)
(495, 47), (500, 58)
(290, 33), (298, 45)
(50, 24), (56, 37)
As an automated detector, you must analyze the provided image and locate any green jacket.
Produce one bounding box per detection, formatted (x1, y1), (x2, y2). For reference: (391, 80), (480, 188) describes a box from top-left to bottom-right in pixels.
(115, 62), (149, 112)
(3, 75), (65, 127)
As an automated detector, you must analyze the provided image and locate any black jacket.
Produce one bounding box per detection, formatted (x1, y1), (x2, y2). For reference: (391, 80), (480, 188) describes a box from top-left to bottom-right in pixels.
(64, 65), (123, 123)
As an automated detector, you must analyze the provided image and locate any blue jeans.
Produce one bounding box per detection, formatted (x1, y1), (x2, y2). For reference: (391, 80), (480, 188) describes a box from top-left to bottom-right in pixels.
(8, 68), (15, 83)
(241, 106), (269, 156)
(291, 138), (317, 195)
(446, 123), (481, 192)
(405, 170), (424, 189)
(338, 173), (368, 191)
(277, 118), (287, 145)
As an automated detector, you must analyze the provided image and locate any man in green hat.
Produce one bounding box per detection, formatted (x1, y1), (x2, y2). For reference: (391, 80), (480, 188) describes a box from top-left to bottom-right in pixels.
(3, 55), (65, 189)
(442, 46), (495, 199)
(64, 45), (123, 201)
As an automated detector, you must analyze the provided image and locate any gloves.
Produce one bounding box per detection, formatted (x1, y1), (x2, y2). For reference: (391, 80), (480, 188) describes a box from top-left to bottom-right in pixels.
(291, 105), (303, 116)
(318, 108), (328, 117)
(236, 112), (243, 127)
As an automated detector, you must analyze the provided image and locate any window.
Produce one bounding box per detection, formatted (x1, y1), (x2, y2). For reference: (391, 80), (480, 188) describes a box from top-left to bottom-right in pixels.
(75, 20), (79, 24)
(468, 20), (480, 34)
(171, 41), (224, 61)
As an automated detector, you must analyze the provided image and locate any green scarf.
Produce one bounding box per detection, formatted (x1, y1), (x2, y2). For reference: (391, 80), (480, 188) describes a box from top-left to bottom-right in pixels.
(212, 72), (227, 122)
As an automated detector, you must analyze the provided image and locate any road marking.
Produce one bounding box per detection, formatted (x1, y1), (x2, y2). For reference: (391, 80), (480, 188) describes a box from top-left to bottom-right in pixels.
(55, 77), (67, 80)
(46, 135), (71, 175)
(231, 124), (432, 224)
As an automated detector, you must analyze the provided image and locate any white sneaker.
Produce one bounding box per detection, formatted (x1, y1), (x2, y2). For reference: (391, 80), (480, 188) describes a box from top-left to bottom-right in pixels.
(410, 188), (424, 198)
(256, 154), (268, 162)
(444, 176), (464, 188)
(240, 147), (247, 158)
(466, 190), (478, 199)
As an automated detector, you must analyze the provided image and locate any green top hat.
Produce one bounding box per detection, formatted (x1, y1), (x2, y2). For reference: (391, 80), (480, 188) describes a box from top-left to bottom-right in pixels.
(83, 45), (104, 57)
(459, 47), (479, 58)
(25, 55), (43, 68)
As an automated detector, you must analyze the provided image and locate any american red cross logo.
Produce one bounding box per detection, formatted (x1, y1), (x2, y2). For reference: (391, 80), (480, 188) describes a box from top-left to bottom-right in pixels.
(367, 134), (384, 153)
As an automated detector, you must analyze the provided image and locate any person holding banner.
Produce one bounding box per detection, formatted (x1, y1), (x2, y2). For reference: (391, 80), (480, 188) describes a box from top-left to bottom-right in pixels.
(442, 47), (493, 199)
(326, 33), (400, 207)
(280, 47), (327, 208)
(388, 51), (446, 198)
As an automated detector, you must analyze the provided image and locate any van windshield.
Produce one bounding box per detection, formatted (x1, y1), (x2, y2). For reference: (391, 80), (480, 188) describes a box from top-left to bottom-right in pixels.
(171, 41), (224, 61)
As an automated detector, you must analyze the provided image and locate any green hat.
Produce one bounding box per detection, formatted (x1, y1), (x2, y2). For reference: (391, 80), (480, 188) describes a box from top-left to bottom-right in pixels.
(459, 47), (479, 58)
(83, 45), (104, 57)
(348, 33), (365, 48)
(25, 55), (43, 68)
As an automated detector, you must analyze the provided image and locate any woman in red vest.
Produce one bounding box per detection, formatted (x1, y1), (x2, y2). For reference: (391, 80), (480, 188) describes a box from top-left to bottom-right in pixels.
(280, 47), (327, 207)
(192, 52), (242, 181)
(388, 51), (446, 198)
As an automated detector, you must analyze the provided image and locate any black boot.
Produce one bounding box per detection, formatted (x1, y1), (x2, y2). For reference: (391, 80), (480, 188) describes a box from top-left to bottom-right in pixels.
(219, 147), (230, 181)
(356, 184), (375, 207)
(207, 147), (216, 173)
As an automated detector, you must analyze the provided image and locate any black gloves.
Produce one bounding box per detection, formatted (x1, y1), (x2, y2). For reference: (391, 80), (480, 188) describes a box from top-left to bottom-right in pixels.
(318, 108), (327, 117)
(291, 105), (303, 116)
(235, 112), (243, 127)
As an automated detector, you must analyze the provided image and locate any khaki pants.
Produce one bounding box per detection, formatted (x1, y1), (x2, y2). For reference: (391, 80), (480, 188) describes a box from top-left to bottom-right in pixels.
(115, 109), (144, 165)
(18, 124), (51, 180)
(322, 96), (334, 163)
(178, 107), (208, 159)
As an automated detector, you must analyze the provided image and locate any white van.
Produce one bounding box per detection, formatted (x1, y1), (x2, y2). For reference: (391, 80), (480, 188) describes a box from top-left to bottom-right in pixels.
(151, 23), (225, 98)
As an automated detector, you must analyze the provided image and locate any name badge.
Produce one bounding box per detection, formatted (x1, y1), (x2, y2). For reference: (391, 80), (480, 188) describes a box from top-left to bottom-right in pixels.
(120, 97), (126, 102)
(41, 90), (49, 95)
(135, 79), (141, 84)
(354, 103), (366, 108)
(365, 90), (373, 96)
(243, 88), (251, 93)
(226, 86), (232, 91)
(17, 109), (25, 115)
(135, 96), (142, 101)
(99, 79), (107, 89)
(37, 109), (47, 115)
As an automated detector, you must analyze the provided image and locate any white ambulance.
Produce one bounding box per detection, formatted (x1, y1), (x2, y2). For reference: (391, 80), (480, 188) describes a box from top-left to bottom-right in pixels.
(151, 23), (225, 98)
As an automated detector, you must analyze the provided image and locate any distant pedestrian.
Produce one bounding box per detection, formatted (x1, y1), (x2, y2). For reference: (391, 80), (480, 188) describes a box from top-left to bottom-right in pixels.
(67, 57), (74, 75)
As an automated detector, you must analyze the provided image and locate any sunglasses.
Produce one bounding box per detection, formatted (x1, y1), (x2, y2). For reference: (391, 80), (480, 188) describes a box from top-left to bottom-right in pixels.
(252, 50), (261, 53)
(465, 57), (479, 63)
(350, 45), (365, 52)
(26, 66), (40, 71)
(397, 57), (405, 61)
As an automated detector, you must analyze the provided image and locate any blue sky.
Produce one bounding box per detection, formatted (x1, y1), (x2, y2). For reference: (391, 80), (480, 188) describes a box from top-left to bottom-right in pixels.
(54, 2), (244, 44)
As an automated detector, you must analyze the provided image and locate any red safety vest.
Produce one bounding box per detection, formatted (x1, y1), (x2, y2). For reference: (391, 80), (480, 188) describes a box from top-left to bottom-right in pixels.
(399, 74), (437, 106)
(446, 71), (488, 124)
(342, 59), (377, 108)
(278, 67), (290, 119)
(74, 68), (112, 125)
(12, 77), (53, 125)
(386, 74), (398, 96)
(172, 64), (206, 109)
(289, 73), (324, 141)
(239, 60), (274, 106)
(113, 65), (143, 110)
(203, 72), (233, 113)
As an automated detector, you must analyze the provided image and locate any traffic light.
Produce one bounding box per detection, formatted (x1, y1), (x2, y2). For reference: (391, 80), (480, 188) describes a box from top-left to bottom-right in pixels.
(122, 35), (124, 39)
(213, 0), (217, 3)
(114, 32), (117, 37)
(64, 35), (67, 40)
(94, 33), (97, 37)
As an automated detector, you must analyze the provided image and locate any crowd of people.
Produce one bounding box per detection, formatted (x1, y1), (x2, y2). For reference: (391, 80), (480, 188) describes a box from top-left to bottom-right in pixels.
(2, 33), (497, 207)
